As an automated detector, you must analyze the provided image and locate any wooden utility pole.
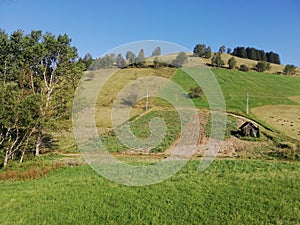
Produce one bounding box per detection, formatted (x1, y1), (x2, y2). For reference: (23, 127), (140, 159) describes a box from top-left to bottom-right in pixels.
(246, 93), (249, 115)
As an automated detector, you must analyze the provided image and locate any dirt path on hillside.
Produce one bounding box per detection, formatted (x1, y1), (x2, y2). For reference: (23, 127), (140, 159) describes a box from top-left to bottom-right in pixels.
(164, 111), (268, 158)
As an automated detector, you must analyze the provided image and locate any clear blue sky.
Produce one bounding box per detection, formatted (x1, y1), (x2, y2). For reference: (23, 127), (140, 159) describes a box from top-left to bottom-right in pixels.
(0, 0), (299, 66)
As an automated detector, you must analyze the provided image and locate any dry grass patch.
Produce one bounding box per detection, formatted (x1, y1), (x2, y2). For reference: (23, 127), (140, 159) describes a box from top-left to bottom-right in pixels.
(252, 105), (300, 140)
(289, 96), (300, 104)
(92, 67), (175, 131)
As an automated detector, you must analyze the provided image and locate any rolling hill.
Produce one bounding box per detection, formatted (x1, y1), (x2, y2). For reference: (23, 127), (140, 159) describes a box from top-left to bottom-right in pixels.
(75, 62), (300, 161)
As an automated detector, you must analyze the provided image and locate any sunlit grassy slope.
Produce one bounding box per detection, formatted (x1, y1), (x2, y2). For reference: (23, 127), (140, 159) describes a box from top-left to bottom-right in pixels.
(86, 66), (300, 142)
(171, 68), (300, 114)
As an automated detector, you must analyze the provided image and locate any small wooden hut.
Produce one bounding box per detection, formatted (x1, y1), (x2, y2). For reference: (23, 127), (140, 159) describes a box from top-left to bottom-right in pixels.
(239, 121), (260, 138)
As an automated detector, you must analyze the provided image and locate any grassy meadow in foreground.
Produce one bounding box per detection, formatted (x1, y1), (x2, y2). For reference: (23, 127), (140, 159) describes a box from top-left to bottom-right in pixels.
(0, 159), (299, 225)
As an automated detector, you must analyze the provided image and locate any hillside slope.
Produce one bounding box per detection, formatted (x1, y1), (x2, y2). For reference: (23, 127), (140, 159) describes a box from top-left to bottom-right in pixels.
(82, 66), (300, 159)
(171, 68), (300, 141)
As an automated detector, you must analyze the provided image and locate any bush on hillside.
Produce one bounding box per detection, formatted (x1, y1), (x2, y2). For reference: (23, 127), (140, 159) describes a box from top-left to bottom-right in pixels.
(283, 64), (297, 75)
(211, 53), (224, 67)
(228, 57), (237, 69)
(188, 86), (203, 98)
(256, 61), (271, 72)
(239, 64), (249, 72)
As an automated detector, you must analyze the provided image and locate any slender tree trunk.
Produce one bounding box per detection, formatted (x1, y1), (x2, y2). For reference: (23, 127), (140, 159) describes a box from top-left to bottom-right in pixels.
(3, 150), (9, 168)
(19, 150), (25, 163)
(35, 130), (42, 157)
(4, 130), (20, 166)
(18, 127), (35, 163)
(35, 125), (43, 156)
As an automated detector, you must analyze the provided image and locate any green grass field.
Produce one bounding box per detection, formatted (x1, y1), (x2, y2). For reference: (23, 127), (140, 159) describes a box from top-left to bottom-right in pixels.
(171, 68), (300, 114)
(0, 159), (299, 225)
(101, 109), (181, 153)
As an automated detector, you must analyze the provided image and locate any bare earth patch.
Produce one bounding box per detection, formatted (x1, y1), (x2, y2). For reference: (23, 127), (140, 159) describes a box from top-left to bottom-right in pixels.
(165, 111), (266, 158)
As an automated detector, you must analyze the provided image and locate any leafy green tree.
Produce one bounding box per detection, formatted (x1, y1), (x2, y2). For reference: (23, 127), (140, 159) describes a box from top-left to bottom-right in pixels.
(105, 54), (115, 67)
(219, 45), (226, 54)
(228, 57), (237, 69)
(273, 53), (281, 64)
(266, 51), (280, 64)
(232, 47), (247, 58)
(0, 30), (84, 166)
(151, 46), (161, 57)
(211, 53), (224, 67)
(136, 49), (146, 67)
(116, 53), (126, 68)
(204, 47), (212, 58)
(256, 61), (271, 72)
(80, 53), (94, 70)
(246, 47), (258, 60)
(227, 48), (232, 54)
(258, 50), (267, 61)
(193, 44), (206, 57)
(172, 52), (188, 68)
(188, 86), (203, 98)
(232, 46), (280, 64)
(266, 52), (274, 63)
(0, 30), (43, 162)
(193, 44), (211, 58)
(32, 32), (84, 156)
(239, 47), (247, 58)
(283, 64), (297, 75)
(0, 83), (41, 167)
(90, 54), (115, 69)
(126, 51), (136, 65)
(0, 30), (10, 83)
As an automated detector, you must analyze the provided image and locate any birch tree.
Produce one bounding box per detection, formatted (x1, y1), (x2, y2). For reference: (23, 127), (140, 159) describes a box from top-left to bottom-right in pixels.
(0, 30), (84, 166)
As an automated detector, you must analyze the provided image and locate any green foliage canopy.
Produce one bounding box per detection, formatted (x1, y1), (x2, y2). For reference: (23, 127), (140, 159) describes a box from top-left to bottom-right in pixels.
(172, 52), (188, 68)
(283, 64), (297, 75)
(228, 57), (237, 69)
(211, 53), (224, 67)
(0, 30), (84, 167)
